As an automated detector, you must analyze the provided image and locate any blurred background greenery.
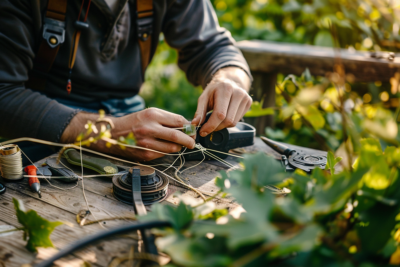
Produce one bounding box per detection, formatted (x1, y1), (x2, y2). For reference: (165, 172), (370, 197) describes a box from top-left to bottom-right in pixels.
(140, 0), (400, 148)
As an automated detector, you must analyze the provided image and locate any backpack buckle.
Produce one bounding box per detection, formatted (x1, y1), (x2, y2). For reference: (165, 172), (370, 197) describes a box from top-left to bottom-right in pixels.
(136, 11), (153, 41)
(43, 18), (66, 48)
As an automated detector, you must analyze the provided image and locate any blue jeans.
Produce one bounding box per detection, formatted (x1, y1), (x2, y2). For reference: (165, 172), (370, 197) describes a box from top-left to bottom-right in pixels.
(54, 94), (145, 117)
(20, 95), (145, 165)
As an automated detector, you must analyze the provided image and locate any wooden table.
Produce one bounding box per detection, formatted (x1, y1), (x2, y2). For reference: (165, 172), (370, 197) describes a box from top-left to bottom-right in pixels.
(0, 138), (326, 267)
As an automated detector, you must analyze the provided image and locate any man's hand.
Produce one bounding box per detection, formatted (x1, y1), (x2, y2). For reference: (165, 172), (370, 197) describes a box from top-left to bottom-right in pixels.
(61, 108), (195, 161)
(191, 67), (252, 137)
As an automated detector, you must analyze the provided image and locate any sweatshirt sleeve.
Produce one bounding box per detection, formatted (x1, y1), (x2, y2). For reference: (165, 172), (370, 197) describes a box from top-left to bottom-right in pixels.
(0, 0), (78, 142)
(162, 0), (252, 88)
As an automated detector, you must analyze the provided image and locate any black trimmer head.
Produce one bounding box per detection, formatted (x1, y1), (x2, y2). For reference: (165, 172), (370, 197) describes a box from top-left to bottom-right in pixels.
(184, 113), (256, 161)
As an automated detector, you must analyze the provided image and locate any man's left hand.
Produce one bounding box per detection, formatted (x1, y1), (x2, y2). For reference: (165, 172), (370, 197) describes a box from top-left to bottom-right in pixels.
(191, 67), (252, 137)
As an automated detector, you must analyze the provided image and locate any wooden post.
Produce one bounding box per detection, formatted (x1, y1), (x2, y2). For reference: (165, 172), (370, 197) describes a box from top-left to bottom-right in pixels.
(246, 71), (277, 136)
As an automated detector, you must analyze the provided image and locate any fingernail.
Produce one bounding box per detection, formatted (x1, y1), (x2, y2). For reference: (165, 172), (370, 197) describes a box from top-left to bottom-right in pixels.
(200, 132), (207, 137)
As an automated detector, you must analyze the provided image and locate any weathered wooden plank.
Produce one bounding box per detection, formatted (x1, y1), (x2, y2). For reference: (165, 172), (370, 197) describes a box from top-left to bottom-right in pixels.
(0, 188), (136, 267)
(237, 40), (400, 82)
(0, 219), (37, 267)
(0, 234), (103, 267)
(6, 182), (134, 223)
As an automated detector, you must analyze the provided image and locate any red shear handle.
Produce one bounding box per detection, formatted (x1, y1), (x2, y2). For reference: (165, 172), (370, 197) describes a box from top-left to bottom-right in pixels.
(24, 165), (39, 186)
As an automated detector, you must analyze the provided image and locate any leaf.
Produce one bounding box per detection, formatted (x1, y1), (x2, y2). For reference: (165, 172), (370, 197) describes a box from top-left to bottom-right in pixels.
(13, 198), (63, 252)
(362, 161), (391, 190)
(357, 201), (399, 254)
(325, 151), (341, 174)
(363, 119), (398, 141)
(223, 153), (286, 188)
(75, 133), (85, 142)
(139, 202), (194, 231)
(297, 105), (325, 130)
(314, 30), (334, 47)
(294, 85), (323, 106)
(275, 196), (313, 224)
(311, 167), (328, 185)
(124, 132), (136, 145)
(244, 101), (274, 117)
(190, 216), (276, 250)
(271, 224), (322, 255)
(288, 170), (314, 203)
(156, 233), (232, 266)
(309, 167), (369, 213)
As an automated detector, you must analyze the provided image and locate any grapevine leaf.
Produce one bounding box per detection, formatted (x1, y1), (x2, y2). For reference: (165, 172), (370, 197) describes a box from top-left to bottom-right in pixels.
(309, 166), (368, 213)
(13, 198), (63, 252)
(225, 152), (286, 188)
(139, 202), (193, 231)
(156, 233), (231, 266)
(271, 224), (322, 255)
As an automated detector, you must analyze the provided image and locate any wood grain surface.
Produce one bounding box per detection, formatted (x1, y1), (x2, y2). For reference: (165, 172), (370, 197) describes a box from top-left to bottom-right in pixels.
(0, 137), (326, 266)
(237, 40), (400, 82)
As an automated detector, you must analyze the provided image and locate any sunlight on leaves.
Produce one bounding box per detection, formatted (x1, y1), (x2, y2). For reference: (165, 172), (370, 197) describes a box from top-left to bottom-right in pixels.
(297, 105), (325, 130)
(244, 101), (274, 117)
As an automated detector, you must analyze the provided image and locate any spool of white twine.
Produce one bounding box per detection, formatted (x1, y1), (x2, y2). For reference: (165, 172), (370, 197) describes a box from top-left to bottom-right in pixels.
(0, 144), (23, 180)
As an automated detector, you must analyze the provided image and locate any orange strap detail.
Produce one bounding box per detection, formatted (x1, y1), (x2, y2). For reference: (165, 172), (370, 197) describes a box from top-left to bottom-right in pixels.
(46, 0), (68, 20)
(69, 31), (82, 69)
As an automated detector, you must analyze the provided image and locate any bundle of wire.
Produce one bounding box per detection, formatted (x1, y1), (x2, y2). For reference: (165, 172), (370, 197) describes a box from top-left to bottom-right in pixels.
(0, 144), (23, 180)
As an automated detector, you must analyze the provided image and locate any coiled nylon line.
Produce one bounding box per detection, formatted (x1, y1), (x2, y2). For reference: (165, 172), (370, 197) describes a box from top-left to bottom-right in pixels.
(0, 145), (23, 180)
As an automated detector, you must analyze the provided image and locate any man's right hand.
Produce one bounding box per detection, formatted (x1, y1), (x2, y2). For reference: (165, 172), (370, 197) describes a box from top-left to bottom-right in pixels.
(61, 108), (195, 161)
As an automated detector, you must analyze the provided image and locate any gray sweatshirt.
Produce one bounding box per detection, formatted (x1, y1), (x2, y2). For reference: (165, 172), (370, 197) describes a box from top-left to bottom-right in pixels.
(0, 0), (251, 142)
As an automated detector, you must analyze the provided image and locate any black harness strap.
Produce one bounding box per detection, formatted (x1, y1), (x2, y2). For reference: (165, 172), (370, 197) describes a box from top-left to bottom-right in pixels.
(26, 0), (68, 91)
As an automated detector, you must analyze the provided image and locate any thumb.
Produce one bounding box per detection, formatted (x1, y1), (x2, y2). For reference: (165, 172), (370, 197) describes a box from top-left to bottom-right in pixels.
(192, 96), (208, 126)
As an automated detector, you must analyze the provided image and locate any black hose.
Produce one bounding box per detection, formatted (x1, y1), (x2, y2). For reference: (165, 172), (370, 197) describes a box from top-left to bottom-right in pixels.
(35, 221), (171, 267)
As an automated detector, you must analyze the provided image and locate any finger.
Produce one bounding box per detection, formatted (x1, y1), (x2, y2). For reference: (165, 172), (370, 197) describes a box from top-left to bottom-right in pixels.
(142, 108), (189, 128)
(154, 127), (196, 149)
(240, 97), (252, 120)
(214, 90), (245, 131)
(192, 94), (209, 126)
(136, 138), (182, 154)
(199, 85), (232, 136)
(233, 96), (252, 123)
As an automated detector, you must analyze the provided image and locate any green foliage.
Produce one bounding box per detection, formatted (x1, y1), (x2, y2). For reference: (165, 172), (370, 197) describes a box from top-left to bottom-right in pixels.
(13, 198), (62, 252)
(266, 69), (400, 151)
(140, 139), (400, 266)
(244, 101), (275, 117)
(213, 0), (399, 51)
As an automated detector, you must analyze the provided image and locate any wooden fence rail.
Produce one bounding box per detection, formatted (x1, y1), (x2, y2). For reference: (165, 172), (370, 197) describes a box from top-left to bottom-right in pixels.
(237, 40), (400, 135)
